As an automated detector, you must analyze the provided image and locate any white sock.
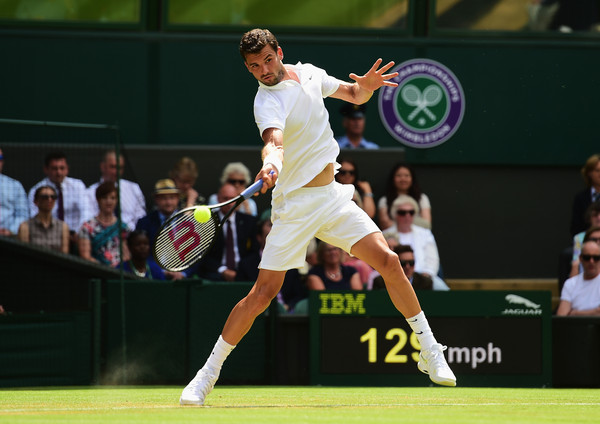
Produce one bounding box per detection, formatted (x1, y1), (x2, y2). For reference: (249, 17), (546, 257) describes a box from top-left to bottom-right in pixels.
(204, 335), (236, 373)
(406, 311), (437, 351)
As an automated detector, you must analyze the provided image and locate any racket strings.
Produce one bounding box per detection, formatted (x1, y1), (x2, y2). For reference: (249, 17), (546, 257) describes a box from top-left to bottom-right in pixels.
(154, 213), (217, 271)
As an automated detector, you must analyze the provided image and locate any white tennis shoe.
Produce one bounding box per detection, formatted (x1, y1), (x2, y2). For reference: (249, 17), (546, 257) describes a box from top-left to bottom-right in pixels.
(417, 343), (457, 387)
(180, 367), (219, 406)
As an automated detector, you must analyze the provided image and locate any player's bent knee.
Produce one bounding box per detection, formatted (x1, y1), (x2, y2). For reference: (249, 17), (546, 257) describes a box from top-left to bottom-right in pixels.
(379, 250), (402, 277)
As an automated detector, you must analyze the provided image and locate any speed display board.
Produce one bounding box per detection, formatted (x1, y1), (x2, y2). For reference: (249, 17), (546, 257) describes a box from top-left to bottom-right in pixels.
(309, 290), (552, 387)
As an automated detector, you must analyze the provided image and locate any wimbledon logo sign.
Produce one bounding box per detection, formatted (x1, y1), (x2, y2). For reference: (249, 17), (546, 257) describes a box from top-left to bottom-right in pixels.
(378, 58), (465, 149)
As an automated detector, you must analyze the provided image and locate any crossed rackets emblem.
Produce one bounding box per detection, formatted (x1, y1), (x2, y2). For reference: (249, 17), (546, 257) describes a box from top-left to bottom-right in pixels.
(401, 84), (443, 122)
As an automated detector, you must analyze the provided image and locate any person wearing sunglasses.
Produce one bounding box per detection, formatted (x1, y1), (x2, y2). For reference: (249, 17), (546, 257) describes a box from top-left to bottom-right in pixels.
(382, 195), (449, 291)
(569, 203), (600, 278)
(335, 157), (375, 219)
(17, 185), (69, 253)
(208, 162), (258, 216)
(557, 240), (600, 316)
(369, 244), (433, 291)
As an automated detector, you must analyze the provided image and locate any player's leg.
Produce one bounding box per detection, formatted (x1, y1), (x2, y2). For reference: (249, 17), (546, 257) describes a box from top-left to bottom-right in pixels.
(180, 269), (286, 406)
(222, 269), (287, 344)
(350, 232), (456, 386)
(350, 232), (421, 315)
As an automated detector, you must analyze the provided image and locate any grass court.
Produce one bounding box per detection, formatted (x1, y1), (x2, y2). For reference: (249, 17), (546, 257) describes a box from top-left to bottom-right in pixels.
(2, 386), (600, 423)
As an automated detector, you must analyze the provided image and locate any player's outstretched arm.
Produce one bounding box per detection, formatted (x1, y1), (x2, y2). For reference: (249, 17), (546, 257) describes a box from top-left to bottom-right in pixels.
(332, 58), (399, 105)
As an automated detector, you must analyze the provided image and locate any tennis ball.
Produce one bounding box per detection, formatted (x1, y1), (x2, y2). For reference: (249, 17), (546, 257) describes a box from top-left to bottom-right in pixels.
(193, 206), (211, 223)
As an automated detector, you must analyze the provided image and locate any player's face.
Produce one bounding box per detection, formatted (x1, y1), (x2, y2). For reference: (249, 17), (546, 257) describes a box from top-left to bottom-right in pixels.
(244, 45), (285, 86)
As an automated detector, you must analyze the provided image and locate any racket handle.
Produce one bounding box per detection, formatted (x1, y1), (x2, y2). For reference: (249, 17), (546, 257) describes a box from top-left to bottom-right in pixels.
(241, 171), (274, 199)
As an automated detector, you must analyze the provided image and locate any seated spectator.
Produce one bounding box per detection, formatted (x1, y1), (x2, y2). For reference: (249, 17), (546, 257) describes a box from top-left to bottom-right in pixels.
(570, 153), (600, 236)
(382, 195), (449, 291)
(18, 186), (69, 253)
(237, 219), (307, 312)
(169, 156), (206, 209)
(569, 203), (600, 277)
(335, 157), (376, 219)
(306, 242), (362, 290)
(341, 250), (373, 287)
(556, 240), (600, 316)
(86, 150), (146, 231)
(119, 230), (166, 280)
(368, 244), (433, 290)
(78, 181), (130, 267)
(136, 179), (190, 280)
(135, 179), (179, 244)
(208, 162), (257, 216)
(198, 183), (258, 281)
(0, 147), (28, 236)
(335, 102), (379, 149)
(378, 163), (432, 230)
(28, 151), (90, 248)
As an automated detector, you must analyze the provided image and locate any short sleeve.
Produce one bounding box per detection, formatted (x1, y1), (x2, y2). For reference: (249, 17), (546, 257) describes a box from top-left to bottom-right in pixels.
(560, 278), (575, 302)
(419, 193), (432, 210)
(321, 72), (342, 98)
(254, 91), (285, 137)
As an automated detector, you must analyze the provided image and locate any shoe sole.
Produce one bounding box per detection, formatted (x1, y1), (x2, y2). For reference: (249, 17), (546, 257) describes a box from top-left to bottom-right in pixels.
(179, 397), (204, 406)
(418, 361), (457, 387)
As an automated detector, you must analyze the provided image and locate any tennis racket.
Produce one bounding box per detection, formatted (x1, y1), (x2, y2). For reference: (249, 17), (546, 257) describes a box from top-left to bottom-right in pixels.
(152, 174), (271, 271)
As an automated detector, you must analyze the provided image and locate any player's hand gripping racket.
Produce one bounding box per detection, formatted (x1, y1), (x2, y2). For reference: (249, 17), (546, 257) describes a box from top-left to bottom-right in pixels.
(152, 173), (272, 271)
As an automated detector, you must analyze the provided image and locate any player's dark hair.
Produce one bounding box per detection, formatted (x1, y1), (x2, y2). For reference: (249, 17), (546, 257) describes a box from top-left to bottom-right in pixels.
(239, 28), (279, 61)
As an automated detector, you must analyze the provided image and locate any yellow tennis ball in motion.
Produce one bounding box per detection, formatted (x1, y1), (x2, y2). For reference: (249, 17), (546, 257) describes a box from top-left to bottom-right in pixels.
(193, 206), (211, 223)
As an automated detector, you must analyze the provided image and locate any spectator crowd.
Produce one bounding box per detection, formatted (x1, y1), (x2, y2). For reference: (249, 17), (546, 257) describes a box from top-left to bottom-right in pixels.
(2, 142), (600, 316)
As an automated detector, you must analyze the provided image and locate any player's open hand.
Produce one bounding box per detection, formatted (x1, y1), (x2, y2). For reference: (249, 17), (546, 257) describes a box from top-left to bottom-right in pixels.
(349, 59), (399, 92)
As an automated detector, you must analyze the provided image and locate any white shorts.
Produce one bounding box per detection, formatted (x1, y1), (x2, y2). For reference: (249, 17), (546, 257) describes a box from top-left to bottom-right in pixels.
(259, 181), (380, 271)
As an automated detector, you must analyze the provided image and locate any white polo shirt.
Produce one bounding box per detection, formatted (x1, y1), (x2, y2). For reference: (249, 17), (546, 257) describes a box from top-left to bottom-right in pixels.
(254, 62), (342, 199)
(561, 273), (600, 311)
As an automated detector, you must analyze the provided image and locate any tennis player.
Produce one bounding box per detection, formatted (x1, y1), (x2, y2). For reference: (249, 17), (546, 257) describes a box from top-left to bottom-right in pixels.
(180, 28), (456, 406)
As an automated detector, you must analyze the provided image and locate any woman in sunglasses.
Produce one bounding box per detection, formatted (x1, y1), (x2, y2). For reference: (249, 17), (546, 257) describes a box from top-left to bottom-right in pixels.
(382, 195), (448, 291)
(17, 185), (69, 253)
(208, 162), (257, 216)
(335, 157), (375, 219)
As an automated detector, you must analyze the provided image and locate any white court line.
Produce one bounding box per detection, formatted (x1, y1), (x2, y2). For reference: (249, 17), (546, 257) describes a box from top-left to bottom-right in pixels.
(2, 402), (600, 413)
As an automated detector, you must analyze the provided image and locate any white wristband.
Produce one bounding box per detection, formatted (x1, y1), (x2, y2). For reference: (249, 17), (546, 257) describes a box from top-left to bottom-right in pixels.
(263, 151), (282, 173)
